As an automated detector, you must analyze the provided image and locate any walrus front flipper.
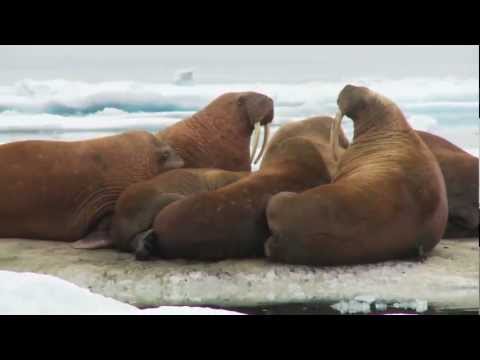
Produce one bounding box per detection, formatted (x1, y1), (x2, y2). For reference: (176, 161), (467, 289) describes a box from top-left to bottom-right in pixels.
(72, 216), (114, 249)
(133, 229), (157, 261)
(72, 233), (114, 250)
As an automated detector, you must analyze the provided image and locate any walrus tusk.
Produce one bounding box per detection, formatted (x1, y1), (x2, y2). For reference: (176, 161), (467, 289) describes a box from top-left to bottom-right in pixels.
(253, 123), (270, 165)
(250, 122), (261, 163)
(331, 110), (344, 162)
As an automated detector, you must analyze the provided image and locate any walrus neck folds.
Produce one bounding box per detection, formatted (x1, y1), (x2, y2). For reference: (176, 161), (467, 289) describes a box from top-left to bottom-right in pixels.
(158, 105), (251, 170)
(351, 100), (407, 140)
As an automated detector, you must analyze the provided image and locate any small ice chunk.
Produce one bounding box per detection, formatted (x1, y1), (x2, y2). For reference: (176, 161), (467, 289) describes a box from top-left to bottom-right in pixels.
(414, 300), (428, 313)
(354, 295), (377, 304)
(374, 303), (388, 311)
(392, 299), (428, 313)
(331, 300), (371, 314)
(331, 301), (350, 314)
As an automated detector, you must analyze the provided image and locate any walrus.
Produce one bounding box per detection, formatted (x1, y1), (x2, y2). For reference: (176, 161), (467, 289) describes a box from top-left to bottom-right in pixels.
(133, 116), (349, 261)
(416, 130), (479, 238)
(157, 91), (273, 171)
(110, 168), (249, 253)
(265, 85), (449, 266)
(312, 126), (478, 239)
(0, 131), (184, 242)
(0, 91), (272, 246)
(77, 91), (272, 249)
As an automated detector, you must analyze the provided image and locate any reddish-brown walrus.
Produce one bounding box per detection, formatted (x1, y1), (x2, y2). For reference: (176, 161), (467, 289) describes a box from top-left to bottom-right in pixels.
(320, 127), (478, 239)
(265, 85), (449, 266)
(416, 131), (479, 238)
(133, 116), (349, 261)
(0, 131), (183, 243)
(111, 168), (249, 253)
(0, 92), (273, 246)
(157, 91), (273, 171)
(86, 91), (272, 249)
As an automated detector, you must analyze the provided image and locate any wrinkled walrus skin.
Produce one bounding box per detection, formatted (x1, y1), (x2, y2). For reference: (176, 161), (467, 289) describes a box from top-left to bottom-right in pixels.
(265, 85), (449, 266)
(0, 131), (183, 242)
(111, 168), (249, 253)
(157, 92), (273, 171)
(0, 91), (273, 246)
(329, 128), (478, 239)
(104, 91), (273, 251)
(135, 116), (349, 261)
(416, 130), (479, 238)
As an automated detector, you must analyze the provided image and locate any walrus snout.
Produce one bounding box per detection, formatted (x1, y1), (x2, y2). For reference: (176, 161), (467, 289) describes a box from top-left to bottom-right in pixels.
(242, 92), (274, 164)
(240, 92), (274, 127)
(337, 84), (371, 118)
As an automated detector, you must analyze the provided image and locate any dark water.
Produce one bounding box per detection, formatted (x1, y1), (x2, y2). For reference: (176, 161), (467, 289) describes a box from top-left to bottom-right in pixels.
(214, 303), (479, 315)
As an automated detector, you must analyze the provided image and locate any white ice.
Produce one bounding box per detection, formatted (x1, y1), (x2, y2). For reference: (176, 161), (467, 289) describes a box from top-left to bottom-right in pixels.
(0, 77), (477, 156)
(0, 270), (244, 315)
(0, 77), (476, 120)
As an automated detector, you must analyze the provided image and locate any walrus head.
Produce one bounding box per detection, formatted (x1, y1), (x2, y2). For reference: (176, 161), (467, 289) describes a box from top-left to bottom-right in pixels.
(336, 84), (372, 119)
(237, 92), (274, 164)
(158, 91), (274, 170)
(330, 84), (390, 161)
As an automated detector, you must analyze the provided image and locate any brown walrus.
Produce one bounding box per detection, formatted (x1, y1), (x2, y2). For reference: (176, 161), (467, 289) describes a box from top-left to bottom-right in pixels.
(134, 116), (349, 261)
(157, 91), (273, 171)
(0, 91), (273, 246)
(110, 168), (249, 253)
(78, 91), (273, 249)
(0, 131), (184, 242)
(416, 130), (479, 238)
(265, 84), (449, 266)
(318, 127), (478, 239)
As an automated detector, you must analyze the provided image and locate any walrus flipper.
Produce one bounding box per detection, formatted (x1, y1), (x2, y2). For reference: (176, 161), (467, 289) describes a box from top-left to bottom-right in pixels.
(72, 217), (114, 249)
(72, 232), (114, 250)
(133, 229), (157, 261)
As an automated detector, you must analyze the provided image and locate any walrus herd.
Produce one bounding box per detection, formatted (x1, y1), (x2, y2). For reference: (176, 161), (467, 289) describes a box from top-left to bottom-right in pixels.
(0, 85), (477, 267)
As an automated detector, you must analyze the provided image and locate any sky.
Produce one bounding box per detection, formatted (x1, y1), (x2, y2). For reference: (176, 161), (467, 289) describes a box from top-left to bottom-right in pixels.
(0, 45), (478, 84)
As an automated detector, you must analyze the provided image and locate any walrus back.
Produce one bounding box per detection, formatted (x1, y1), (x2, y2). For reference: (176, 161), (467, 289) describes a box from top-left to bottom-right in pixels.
(149, 119), (340, 261)
(265, 85), (449, 266)
(264, 116), (349, 154)
(0, 131), (167, 241)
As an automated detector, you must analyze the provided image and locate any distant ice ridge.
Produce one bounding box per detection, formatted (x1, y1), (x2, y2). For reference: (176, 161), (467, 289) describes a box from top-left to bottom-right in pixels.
(0, 271), (244, 315)
(0, 77), (477, 154)
(0, 109), (183, 132)
(0, 77), (477, 121)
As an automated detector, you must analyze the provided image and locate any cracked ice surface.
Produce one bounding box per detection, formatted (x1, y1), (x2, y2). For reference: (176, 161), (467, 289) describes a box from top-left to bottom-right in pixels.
(0, 238), (477, 311)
